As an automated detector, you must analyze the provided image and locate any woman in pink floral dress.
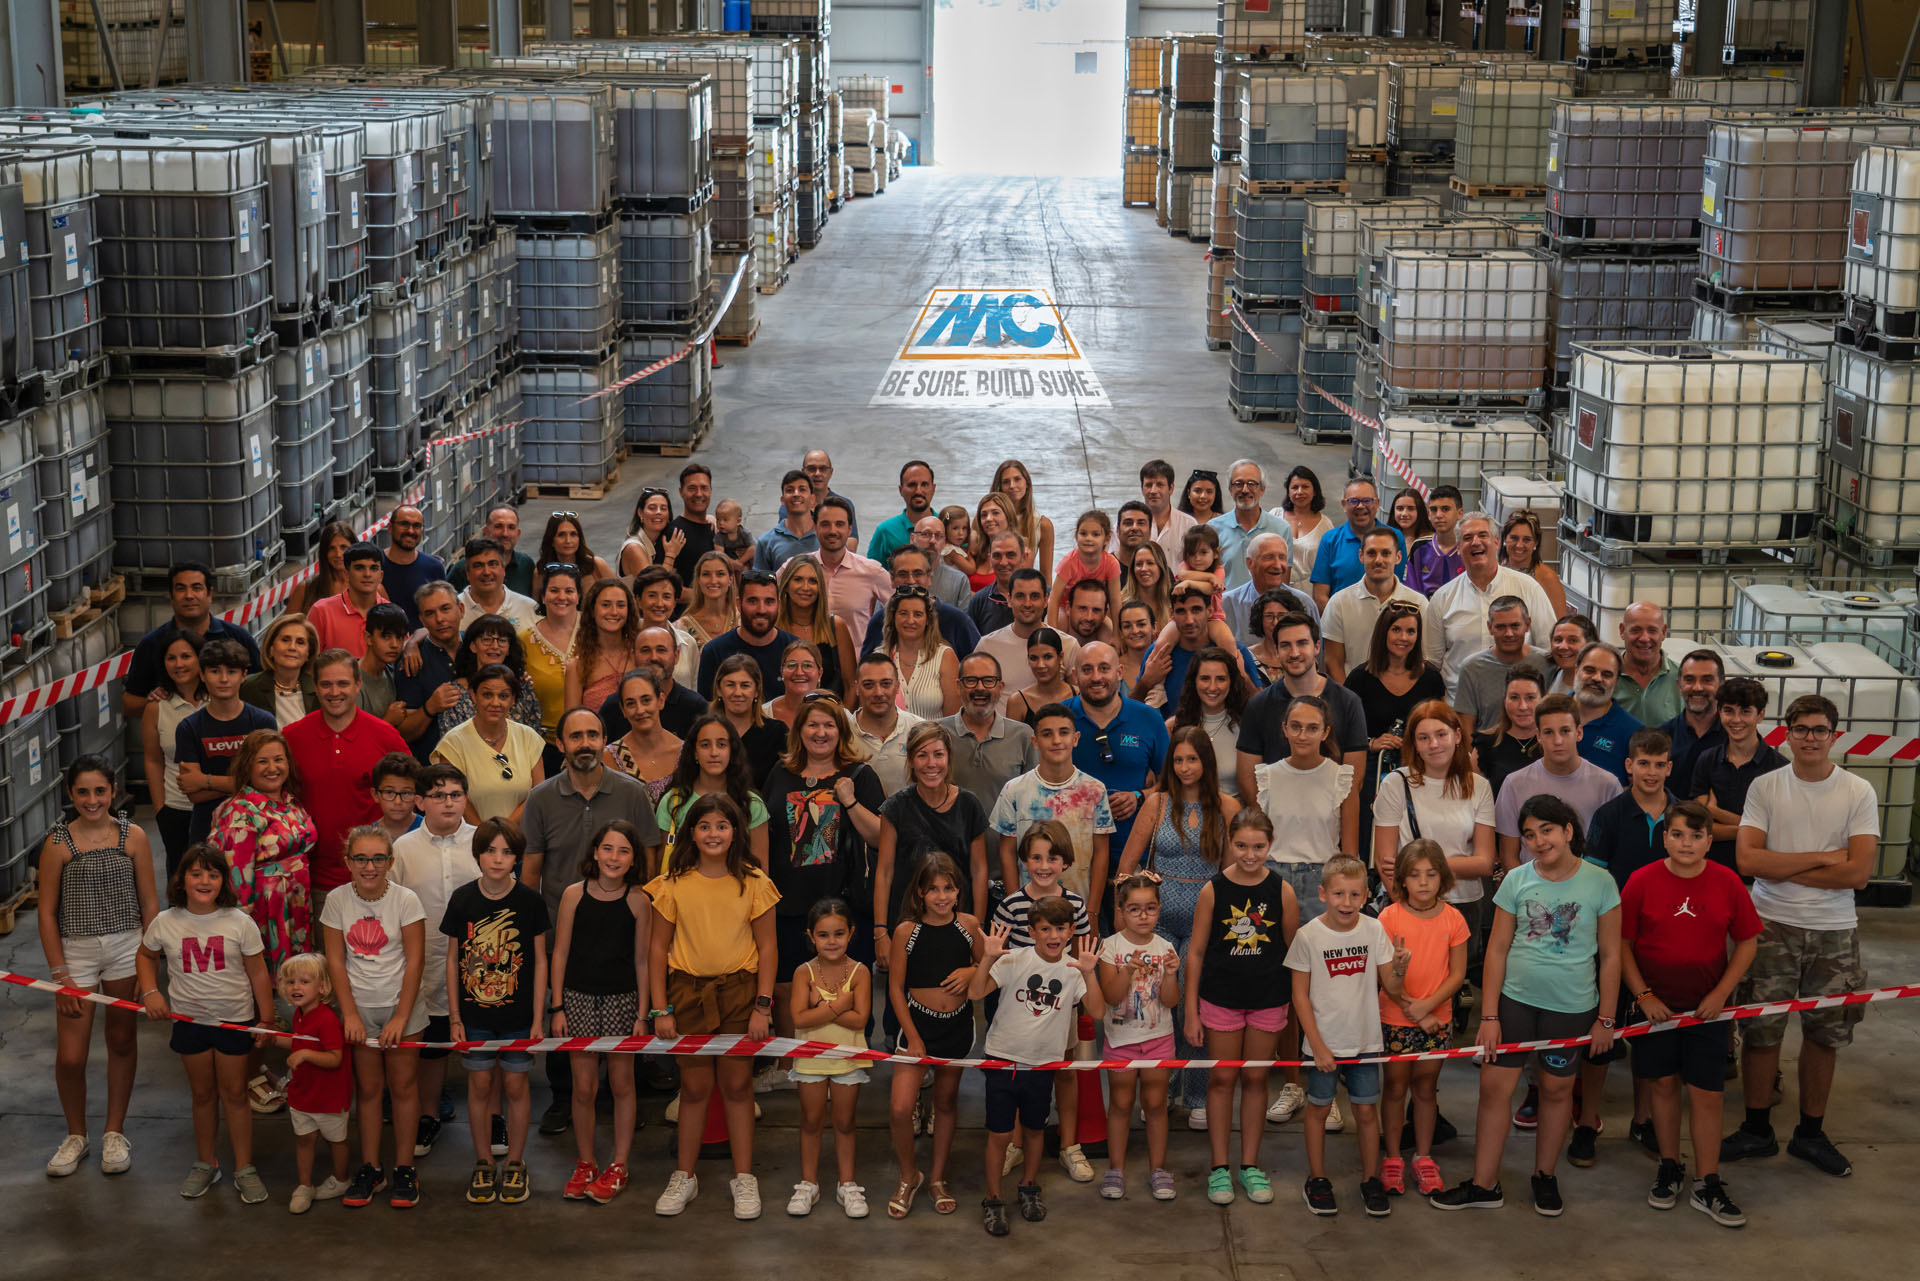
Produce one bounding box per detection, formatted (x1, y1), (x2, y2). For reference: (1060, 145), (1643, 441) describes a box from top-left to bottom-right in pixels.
(210, 729), (318, 967)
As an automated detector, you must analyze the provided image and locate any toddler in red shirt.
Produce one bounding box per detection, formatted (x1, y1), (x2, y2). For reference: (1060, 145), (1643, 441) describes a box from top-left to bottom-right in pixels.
(277, 952), (354, 1214)
(1620, 800), (1762, 1230)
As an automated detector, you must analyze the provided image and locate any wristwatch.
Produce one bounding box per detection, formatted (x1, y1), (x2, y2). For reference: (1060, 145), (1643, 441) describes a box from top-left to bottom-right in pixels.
(1597, 1016), (1616, 1029)
(753, 995), (774, 1012)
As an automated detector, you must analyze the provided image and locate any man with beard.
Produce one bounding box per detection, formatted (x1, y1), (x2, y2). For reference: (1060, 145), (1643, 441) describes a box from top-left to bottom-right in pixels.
(1660, 649), (1726, 790)
(1063, 579), (1112, 652)
(381, 505), (445, 629)
(284, 650), (412, 906)
(915, 514), (974, 607)
(858, 545), (980, 658)
(1134, 583), (1265, 706)
(976, 569), (1080, 714)
(696, 572), (798, 699)
(967, 530), (1026, 636)
(1065, 642), (1169, 878)
(1616, 602), (1683, 727)
(937, 652), (1038, 883)
(850, 654), (922, 795)
(395, 581), (467, 761)
(1422, 512), (1555, 692)
(866, 459), (937, 569)
(596, 626), (709, 741)
(520, 706), (661, 1134)
(810, 496), (892, 640)
(1208, 459), (1289, 592)
(1571, 642), (1643, 783)
(1235, 611), (1368, 801)
(1111, 502), (1153, 583)
(449, 507), (535, 596)
(122, 562), (262, 718)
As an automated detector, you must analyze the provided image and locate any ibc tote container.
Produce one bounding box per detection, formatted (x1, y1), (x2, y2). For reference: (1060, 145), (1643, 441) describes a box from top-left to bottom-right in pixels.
(271, 337), (335, 545)
(604, 78), (713, 206)
(356, 109), (428, 286)
(1374, 247), (1550, 394)
(1730, 578), (1917, 655)
(1455, 76), (1571, 189)
(1843, 146), (1920, 332)
(620, 206), (713, 327)
(6, 139), (104, 374)
(520, 357), (620, 490)
(1560, 340), (1823, 545)
(1547, 256), (1697, 388)
(620, 331), (712, 448)
(30, 388), (112, 613)
(368, 289), (420, 473)
(1370, 415), (1550, 512)
(1561, 541), (1803, 637)
(1228, 308), (1306, 417)
(1578, 0), (1676, 58)
(1206, 252), (1235, 347)
(0, 710), (58, 897)
(1169, 34), (1217, 104)
(1386, 62), (1466, 156)
(1545, 100), (1711, 244)
(1238, 74), (1348, 181)
(1356, 217), (1523, 336)
(1670, 72), (1800, 108)
(51, 607), (126, 776)
(0, 162), (35, 391)
(0, 417), (47, 641)
(491, 86), (616, 221)
(324, 312), (374, 500)
(1233, 188), (1308, 301)
(1297, 314), (1361, 440)
(1725, 0), (1810, 52)
(589, 53), (752, 150)
(1824, 347), (1920, 549)
(516, 225), (619, 355)
(1219, 0), (1307, 57)
(1301, 196), (1438, 314)
(1699, 113), (1920, 295)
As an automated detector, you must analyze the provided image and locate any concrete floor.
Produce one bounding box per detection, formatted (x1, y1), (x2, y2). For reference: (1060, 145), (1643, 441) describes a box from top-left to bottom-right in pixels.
(6, 171), (1920, 1275)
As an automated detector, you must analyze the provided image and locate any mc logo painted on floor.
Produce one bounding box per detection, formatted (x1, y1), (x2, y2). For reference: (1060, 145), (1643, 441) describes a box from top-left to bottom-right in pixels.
(872, 287), (1109, 408)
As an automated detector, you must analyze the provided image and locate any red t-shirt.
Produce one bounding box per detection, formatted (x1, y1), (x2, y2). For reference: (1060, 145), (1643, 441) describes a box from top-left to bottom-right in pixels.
(1053, 551), (1121, 593)
(1620, 860), (1763, 1009)
(283, 709), (411, 891)
(288, 1003), (353, 1114)
(307, 592), (388, 660)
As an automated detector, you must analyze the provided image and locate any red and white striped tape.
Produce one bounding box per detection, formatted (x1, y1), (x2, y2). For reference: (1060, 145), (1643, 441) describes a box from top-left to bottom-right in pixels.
(575, 254), (752, 404)
(0, 970), (312, 1042)
(1764, 726), (1920, 761)
(9, 968), (1912, 1068)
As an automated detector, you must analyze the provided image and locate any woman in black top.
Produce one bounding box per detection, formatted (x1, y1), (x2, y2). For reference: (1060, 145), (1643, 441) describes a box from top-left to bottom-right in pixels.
(872, 723), (990, 935)
(709, 653), (788, 787)
(1343, 602), (1447, 820)
(1470, 663), (1547, 800)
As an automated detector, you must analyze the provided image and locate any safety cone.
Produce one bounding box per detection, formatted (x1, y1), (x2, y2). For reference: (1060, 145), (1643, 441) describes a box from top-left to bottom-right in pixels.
(1073, 1013), (1109, 1158)
(698, 1091), (731, 1160)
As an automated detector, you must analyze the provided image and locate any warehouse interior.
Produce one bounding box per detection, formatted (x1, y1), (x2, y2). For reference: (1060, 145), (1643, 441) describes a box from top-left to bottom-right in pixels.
(2, 0), (1920, 1272)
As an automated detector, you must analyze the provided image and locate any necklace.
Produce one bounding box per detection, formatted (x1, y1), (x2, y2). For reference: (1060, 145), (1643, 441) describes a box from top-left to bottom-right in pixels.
(477, 721), (509, 751)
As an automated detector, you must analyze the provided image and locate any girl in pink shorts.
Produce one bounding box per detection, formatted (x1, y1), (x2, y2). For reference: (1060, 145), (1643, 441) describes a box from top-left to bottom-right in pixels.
(1183, 809), (1300, 1207)
(1096, 872), (1183, 1202)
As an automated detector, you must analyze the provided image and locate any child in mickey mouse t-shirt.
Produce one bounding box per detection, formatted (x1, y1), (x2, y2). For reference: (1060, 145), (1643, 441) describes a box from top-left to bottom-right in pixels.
(969, 895), (1107, 1237)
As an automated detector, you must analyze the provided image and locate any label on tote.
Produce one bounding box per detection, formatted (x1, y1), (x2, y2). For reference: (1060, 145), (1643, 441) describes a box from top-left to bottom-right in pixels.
(873, 287), (1109, 410)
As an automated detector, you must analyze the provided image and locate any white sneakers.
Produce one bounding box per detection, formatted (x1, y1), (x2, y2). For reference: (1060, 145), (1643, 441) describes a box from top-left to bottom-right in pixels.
(730, 1172), (762, 1220)
(1186, 1106), (1209, 1131)
(836, 1182), (869, 1218)
(46, 1134), (88, 1178)
(655, 1170), (698, 1216)
(787, 1179), (820, 1216)
(1326, 1100), (1344, 1132)
(1267, 1083), (1306, 1125)
(1059, 1143), (1095, 1183)
(100, 1131), (131, 1175)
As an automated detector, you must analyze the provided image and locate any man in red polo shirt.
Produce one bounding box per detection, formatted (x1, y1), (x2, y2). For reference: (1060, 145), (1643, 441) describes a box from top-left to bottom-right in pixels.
(285, 649), (411, 911)
(307, 543), (390, 659)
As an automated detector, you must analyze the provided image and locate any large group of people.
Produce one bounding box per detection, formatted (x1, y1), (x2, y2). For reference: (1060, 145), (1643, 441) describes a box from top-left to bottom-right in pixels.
(35, 451), (1880, 1234)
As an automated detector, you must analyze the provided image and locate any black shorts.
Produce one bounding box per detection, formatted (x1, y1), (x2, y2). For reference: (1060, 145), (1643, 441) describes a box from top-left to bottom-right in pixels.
(1630, 1021), (1731, 1093)
(900, 999), (974, 1061)
(171, 1021), (252, 1057)
(1583, 986), (1639, 1065)
(983, 1067), (1055, 1135)
(418, 1014), (451, 1062)
(1493, 995), (1596, 1078)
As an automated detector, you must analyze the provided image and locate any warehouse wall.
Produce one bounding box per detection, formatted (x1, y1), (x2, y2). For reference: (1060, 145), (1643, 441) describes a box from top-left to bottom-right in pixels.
(1131, 0), (1218, 38)
(831, 0), (929, 160)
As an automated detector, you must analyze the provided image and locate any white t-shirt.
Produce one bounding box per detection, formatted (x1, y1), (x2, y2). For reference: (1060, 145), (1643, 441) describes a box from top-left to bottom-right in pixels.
(1257, 757), (1356, 865)
(1371, 769), (1495, 904)
(320, 881), (428, 1009)
(1097, 932), (1179, 1047)
(1283, 913), (1394, 1057)
(984, 946), (1087, 1065)
(142, 907), (265, 1023)
(391, 823), (480, 1018)
(1322, 579), (1429, 657)
(1422, 567), (1556, 691)
(1740, 764), (1880, 932)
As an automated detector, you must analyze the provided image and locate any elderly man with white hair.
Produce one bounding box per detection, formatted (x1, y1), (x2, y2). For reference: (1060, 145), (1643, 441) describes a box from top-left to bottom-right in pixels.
(1616, 601), (1683, 726)
(1422, 511), (1555, 692)
(1221, 530), (1321, 644)
(1207, 458), (1290, 592)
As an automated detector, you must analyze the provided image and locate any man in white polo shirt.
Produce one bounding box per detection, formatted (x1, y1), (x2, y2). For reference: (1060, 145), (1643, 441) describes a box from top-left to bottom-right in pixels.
(1721, 694), (1877, 1180)
(1321, 527), (1426, 683)
(1422, 512), (1554, 692)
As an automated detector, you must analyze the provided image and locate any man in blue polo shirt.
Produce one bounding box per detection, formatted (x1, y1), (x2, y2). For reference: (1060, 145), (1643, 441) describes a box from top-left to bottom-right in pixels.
(1133, 582), (1266, 706)
(1310, 476), (1405, 609)
(122, 562), (262, 719)
(866, 459), (937, 569)
(1066, 642), (1169, 913)
(1572, 641), (1643, 783)
(1659, 648), (1726, 790)
(394, 581), (465, 762)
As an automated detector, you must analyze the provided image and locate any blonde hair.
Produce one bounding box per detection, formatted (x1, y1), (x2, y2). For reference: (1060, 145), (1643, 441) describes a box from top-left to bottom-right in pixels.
(775, 554), (834, 646)
(277, 952), (333, 1003)
(992, 459), (1042, 552)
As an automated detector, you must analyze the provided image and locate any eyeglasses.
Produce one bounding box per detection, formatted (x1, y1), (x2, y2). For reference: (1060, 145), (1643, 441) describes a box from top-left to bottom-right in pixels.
(958, 675), (1000, 688)
(1228, 479), (1262, 490)
(493, 751), (514, 781)
(347, 854), (393, 867)
(1343, 497), (1377, 508)
(1095, 731), (1115, 765)
(1787, 724), (1835, 740)
(423, 790), (465, 803)
(375, 788), (417, 803)
(1121, 904), (1159, 915)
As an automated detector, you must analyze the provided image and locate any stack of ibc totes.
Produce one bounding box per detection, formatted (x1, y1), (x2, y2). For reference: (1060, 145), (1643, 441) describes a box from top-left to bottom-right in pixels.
(1297, 196), (1436, 440)
(1543, 99), (1709, 408)
(1229, 68), (1346, 422)
(1385, 60), (1462, 201)
(492, 82), (621, 495)
(1555, 340), (1823, 637)
(1450, 70), (1571, 216)
(1161, 34), (1216, 238)
(1825, 145), (1920, 575)
(1707, 0), (1810, 78)
(1123, 36), (1163, 208)
(839, 75), (889, 196)
(1694, 111), (1920, 339)
(596, 70), (717, 453)
(1574, 0), (1675, 96)
(781, 18), (832, 247)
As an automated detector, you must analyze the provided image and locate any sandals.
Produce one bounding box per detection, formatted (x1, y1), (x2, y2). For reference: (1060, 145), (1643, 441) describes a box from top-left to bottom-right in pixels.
(887, 1171), (925, 1219)
(247, 1072), (286, 1115)
(930, 1180), (957, 1214)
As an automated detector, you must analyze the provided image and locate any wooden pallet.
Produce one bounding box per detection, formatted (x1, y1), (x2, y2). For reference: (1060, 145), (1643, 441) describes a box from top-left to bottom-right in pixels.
(1239, 178), (1348, 196)
(625, 420), (712, 459)
(0, 883), (38, 936)
(1449, 176), (1546, 199)
(715, 320), (761, 347)
(757, 273), (790, 295)
(50, 575), (127, 639)
(524, 472), (617, 502)
(1346, 147), (1389, 164)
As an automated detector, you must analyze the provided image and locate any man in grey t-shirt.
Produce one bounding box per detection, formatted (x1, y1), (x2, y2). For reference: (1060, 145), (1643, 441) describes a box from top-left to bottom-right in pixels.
(1452, 595), (1546, 737)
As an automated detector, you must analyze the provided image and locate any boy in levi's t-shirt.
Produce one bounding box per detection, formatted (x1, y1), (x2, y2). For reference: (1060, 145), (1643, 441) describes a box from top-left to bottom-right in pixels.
(1285, 856), (1409, 1219)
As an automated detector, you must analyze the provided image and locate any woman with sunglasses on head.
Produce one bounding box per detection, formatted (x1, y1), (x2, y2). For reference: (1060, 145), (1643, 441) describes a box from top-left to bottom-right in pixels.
(533, 512), (613, 599)
(882, 587), (960, 719)
(567, 578), (644, 717)
(1273, 466), (1335, 587)
(1344, 603), (1447, 819)
(604, 666), (684, 804)
(765, 640), (827, 729)
(991, 459), (1054, 589)
(433, 663), (547, 826)
(776, 555), (856, 698)
(1498, 511), (1570, 623)
(1178, 470), (1225, 527)
(440, 615), (546, 737)
(521, 563), (582, 774)
(619, 487), (685, 577)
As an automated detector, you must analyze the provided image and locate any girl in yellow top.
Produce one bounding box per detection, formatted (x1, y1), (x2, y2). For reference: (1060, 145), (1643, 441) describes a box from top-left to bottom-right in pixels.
(786, 897), (872, 1218)
(645, 793), (781, 1221)
(519, 565), (581, 751)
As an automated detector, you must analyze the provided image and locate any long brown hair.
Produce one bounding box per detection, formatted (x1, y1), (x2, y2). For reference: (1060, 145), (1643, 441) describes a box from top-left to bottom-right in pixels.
(687, 549), (743, 629)
(1364, 600), (1428, 679)
(575, 578), (641, 686)
(662, 792), (760, 890)
(1157, 725), (1229, 863)
(970, 492), (1022, 564)
(1121, 540), (1173, 622)
(1170, 647), (1254, 732)
(1489, 663), (1548, 745)
(1404, 699), (1476, 800)
(902, 850), (966, 923)
(774, 553), (830, 642)
(991, 459), (1041, 553)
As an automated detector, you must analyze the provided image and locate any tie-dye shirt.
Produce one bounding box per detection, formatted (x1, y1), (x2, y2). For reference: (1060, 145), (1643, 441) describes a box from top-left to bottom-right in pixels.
(1492, 858), (1621, 1015)
(988, 768), (1117, 903)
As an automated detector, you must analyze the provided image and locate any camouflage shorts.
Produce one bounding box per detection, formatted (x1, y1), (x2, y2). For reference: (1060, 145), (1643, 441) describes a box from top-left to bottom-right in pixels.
(1741, 920), (1867, 1050)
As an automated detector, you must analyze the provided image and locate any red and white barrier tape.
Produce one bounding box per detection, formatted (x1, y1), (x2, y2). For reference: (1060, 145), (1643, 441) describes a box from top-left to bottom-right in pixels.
(1763, 726), (1920, 761)
(574, 255), (752, 404)
(0, 971), (313, 1042)
(9, 968), (1912, 1066)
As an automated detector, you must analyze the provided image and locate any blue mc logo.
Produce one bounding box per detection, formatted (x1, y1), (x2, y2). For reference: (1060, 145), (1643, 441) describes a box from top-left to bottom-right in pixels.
(914, 292), (1058, 349)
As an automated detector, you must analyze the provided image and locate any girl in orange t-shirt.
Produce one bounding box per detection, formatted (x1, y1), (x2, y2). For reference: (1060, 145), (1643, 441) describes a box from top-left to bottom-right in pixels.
(1376, 838), (1469, 1198)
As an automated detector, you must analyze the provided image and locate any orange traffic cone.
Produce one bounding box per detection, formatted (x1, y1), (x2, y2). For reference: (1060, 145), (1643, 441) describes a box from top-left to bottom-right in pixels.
(1074, 1013), (1109, 1158)
(697, 1090), (731, 1161)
